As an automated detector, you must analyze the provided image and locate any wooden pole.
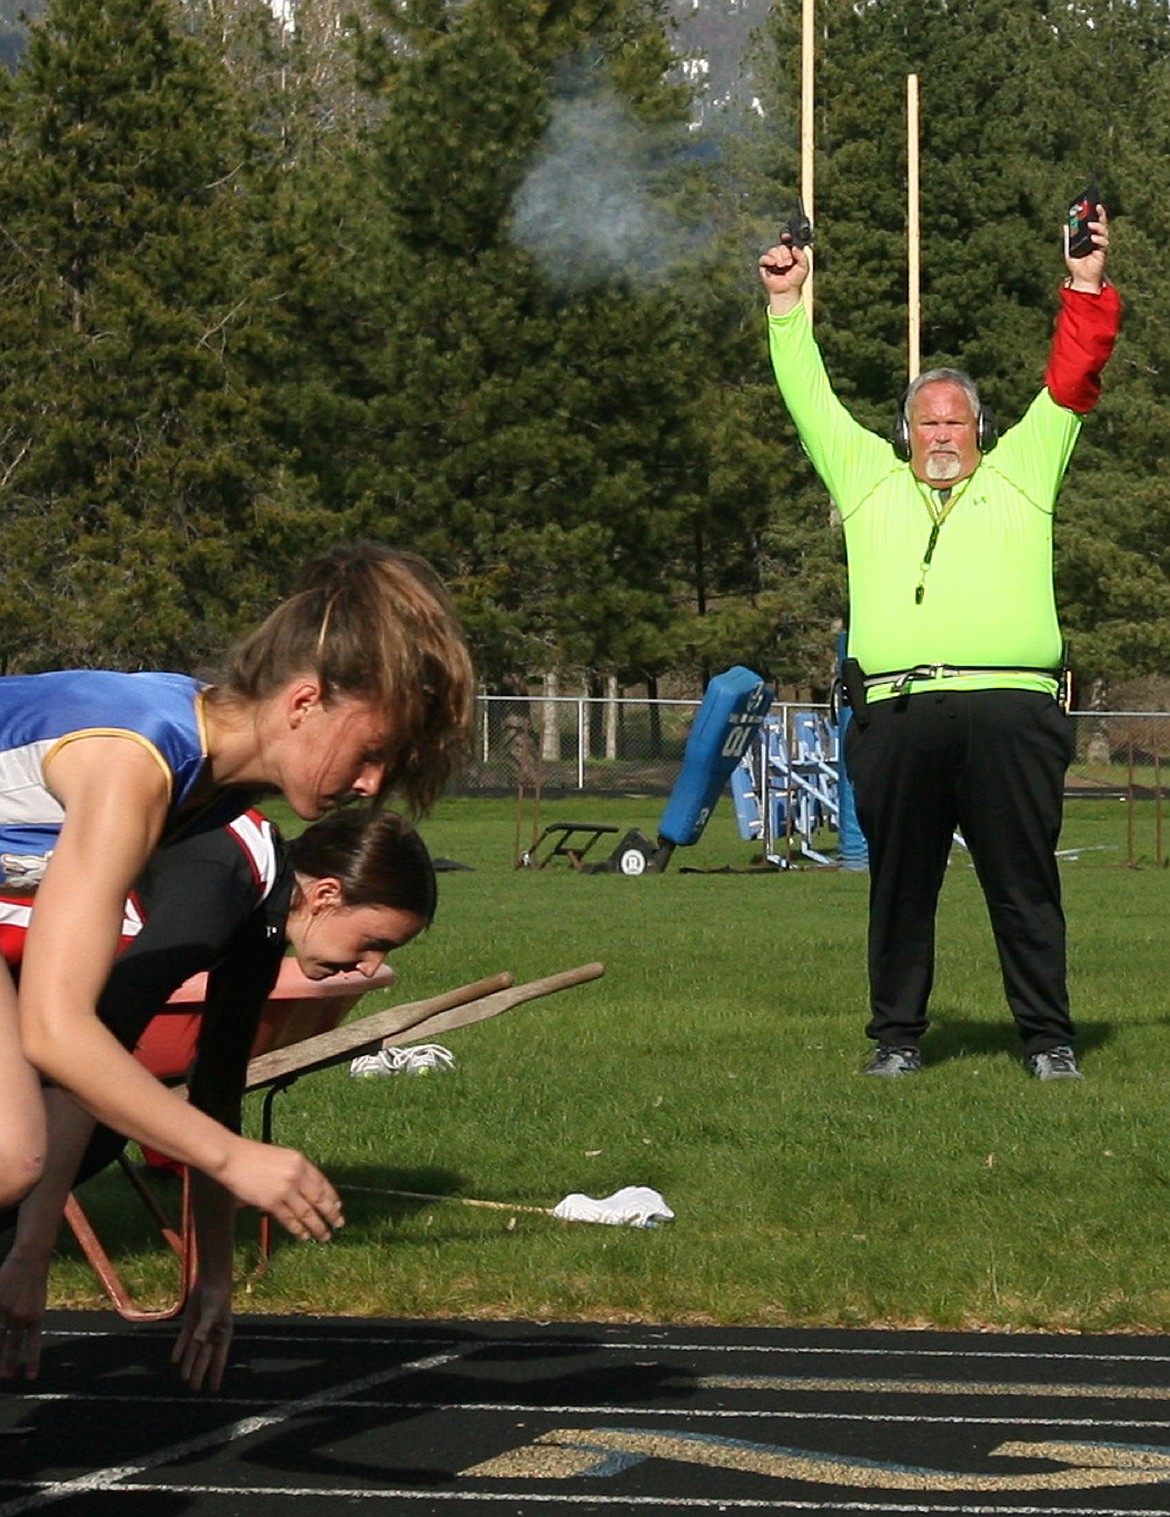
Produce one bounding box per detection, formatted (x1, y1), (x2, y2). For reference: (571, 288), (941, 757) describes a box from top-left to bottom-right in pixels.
(245, 973), (514, 1087)
(801, 0), (815, 319)
(1127, 740), (1136, 867)
(245, 964), (605, 1089)
(343, 1186), (556, 1217)
(907, 73), (920, 382)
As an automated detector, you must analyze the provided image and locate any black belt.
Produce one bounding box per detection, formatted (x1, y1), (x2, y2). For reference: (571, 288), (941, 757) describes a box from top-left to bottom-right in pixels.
(864, 664), (1061, 694)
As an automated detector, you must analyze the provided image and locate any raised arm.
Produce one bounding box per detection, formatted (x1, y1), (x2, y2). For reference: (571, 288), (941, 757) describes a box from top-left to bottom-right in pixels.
(1047, 202), (1121, 414)
(757, 234), (892, 510)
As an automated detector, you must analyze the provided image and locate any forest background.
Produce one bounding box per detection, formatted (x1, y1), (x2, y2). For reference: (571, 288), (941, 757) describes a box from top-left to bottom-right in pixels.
(0, 0), (1166, 710)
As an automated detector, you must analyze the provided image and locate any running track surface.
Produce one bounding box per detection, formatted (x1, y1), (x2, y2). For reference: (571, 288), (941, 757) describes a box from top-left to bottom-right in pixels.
(8, 1314), (1170, 1513)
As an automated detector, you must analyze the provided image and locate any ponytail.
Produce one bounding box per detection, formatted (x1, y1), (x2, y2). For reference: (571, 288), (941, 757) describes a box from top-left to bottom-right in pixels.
(211, 544), (474, 814)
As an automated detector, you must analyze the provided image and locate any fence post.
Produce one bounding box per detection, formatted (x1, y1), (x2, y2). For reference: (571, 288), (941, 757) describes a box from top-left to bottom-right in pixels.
(605, 674), (618, 759)
(577, 698), (586, 791)
(541, 673), (560, 761)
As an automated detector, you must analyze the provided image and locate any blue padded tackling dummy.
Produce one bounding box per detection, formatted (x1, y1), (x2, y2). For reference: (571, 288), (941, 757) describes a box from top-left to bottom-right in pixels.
(658, 666), (774, 848)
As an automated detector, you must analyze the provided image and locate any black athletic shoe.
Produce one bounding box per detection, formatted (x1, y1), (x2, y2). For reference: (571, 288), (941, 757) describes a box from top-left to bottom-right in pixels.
(1027, 1045), (1083, 1080)
(864, 1044), (923, 1078)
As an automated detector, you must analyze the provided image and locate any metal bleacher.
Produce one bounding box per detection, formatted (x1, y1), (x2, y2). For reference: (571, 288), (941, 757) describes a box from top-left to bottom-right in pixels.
(732, 706), (869, 870)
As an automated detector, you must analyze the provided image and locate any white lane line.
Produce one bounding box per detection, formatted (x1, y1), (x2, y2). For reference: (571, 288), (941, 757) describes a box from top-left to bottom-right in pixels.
(12, 1390), (1170, 1435)
(40, 1325), (1170, 1367)
(7, 1396), (1170, 1433)
(0, 1348), (466, 1517)
(685, 1375), (1170, 1400)
(13, 1386), (1170, 1430)
(21, 1483), (1170, 1515)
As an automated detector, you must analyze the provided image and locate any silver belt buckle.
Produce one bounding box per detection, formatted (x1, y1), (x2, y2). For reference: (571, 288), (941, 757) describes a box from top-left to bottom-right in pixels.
(893, 663), (950, 694)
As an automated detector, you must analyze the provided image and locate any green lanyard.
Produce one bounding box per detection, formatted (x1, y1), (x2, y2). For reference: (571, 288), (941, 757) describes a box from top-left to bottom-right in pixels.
(914, 480), (968, 605)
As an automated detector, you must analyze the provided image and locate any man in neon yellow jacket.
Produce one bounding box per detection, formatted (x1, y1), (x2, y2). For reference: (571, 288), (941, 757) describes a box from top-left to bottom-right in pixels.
(759, 207), (1120, 1079)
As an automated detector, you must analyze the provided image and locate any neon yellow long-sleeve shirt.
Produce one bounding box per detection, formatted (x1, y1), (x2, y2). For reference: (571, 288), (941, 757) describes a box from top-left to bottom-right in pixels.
(767, 303), (1080, 699)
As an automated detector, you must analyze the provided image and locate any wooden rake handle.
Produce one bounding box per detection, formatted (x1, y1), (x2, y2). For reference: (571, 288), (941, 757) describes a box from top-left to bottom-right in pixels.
(342, 1185), (554, 1216)
(378, 961), (605, 1050)
(245, 962), (604, 1090)
(245, 972), (512, 1089)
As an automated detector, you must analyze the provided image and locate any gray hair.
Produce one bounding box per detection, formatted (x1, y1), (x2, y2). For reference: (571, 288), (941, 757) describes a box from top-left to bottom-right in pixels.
(903, 367), (983, 421)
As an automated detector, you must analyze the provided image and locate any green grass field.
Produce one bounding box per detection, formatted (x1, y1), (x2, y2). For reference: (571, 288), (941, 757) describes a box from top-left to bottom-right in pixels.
(48, 792), (1170, 1332)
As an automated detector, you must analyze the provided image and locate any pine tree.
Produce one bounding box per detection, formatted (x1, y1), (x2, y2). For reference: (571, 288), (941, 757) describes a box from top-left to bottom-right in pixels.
(186, 0), (386, 164)
(264, 0), (738, 693)
(0, 0), (314, 671)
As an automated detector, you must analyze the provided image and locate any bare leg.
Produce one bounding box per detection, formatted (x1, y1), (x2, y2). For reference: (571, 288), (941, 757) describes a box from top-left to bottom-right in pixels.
(1, 1089), (97, 1379)
(0, 960), (45, 1208)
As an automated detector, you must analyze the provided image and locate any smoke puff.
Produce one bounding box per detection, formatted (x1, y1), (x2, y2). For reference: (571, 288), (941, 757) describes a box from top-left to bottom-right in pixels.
(511, 90), (693, 287)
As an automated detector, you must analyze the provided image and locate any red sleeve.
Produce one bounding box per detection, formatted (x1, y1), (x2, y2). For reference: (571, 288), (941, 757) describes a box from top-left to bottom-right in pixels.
(1044, 282), (1122, 414)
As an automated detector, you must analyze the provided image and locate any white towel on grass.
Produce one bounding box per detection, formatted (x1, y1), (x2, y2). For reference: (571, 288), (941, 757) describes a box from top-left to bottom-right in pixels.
(550, 1185), (674, 1228)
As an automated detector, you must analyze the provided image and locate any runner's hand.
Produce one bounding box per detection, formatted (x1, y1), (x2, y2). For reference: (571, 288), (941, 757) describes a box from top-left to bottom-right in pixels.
(217, 1138), (344, 1242)
(173, 1276), (234, 1393)
(0, 1245), (51, 1380)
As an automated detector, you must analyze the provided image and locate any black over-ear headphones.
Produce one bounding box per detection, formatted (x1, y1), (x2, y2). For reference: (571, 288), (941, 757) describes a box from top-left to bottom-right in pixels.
(891, 384), (998, 461)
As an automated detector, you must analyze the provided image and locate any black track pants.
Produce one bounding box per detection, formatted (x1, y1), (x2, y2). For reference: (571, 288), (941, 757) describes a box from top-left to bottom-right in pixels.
(843, 688), (1076, 1055)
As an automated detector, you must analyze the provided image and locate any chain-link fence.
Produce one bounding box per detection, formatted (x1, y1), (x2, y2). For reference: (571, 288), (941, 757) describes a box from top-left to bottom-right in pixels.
(462, 694), (1170, 806)
(463, 693), (711, 796)
(1069, 710), (1170, 794)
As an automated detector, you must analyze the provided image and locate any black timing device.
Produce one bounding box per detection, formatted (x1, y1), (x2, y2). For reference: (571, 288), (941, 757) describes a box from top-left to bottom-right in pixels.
(1066, 184), (1099, 259)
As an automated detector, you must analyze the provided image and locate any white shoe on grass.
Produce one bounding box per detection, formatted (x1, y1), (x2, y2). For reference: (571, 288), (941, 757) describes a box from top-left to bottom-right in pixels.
(350, 1044), (455, 1078)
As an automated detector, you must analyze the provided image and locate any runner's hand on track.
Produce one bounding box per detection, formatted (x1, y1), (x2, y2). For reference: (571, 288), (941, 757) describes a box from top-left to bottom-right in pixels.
(173, 1276), (234, 1393)
(0, 1243), (51, 1380)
